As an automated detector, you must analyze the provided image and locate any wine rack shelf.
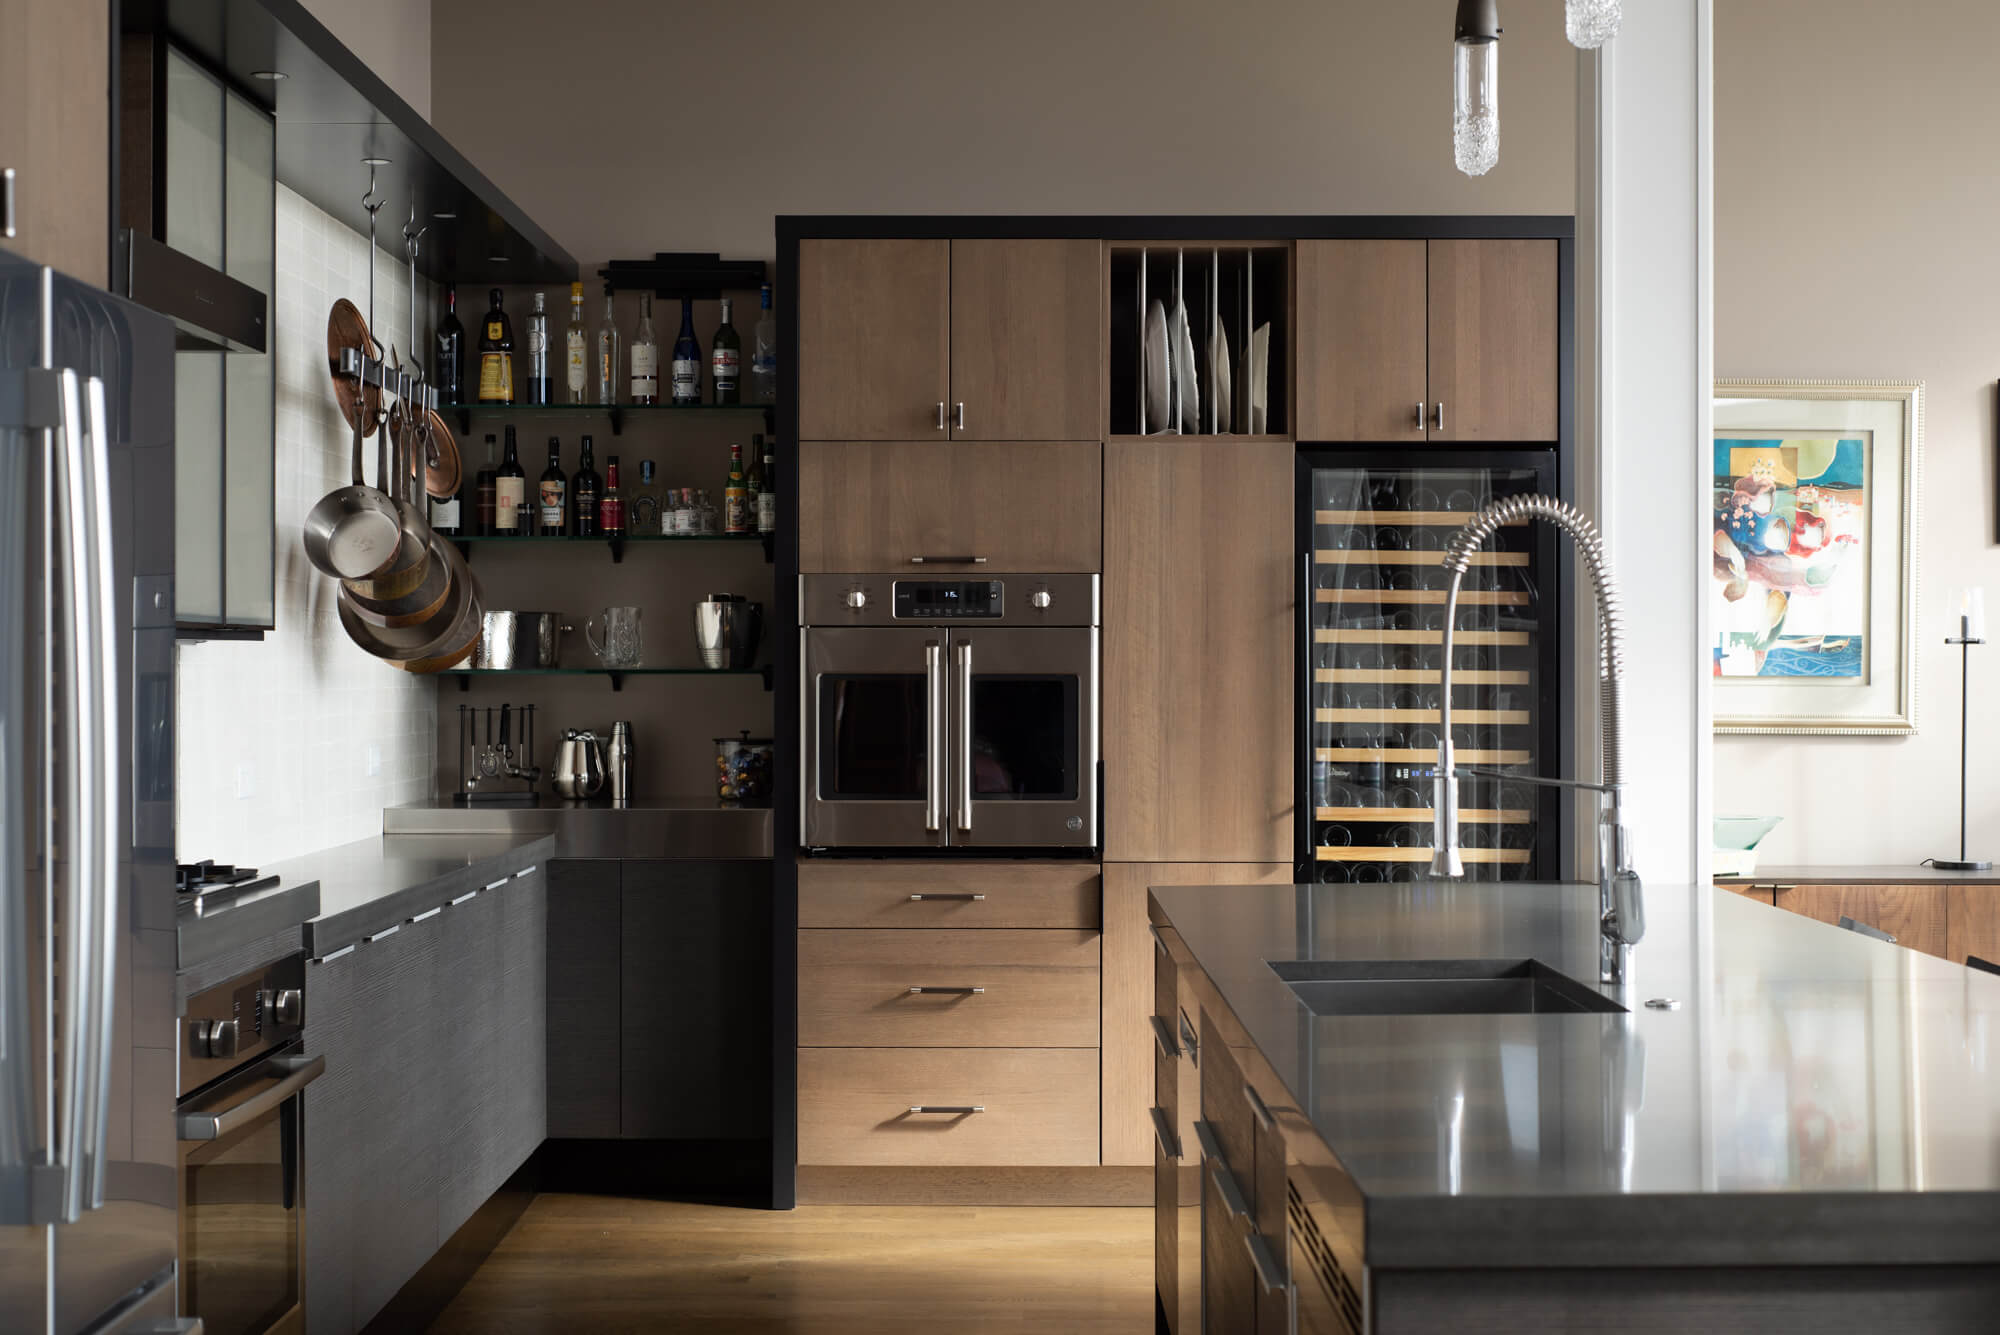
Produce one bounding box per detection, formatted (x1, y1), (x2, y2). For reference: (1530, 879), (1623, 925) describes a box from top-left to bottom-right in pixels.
(1315, 668), (1531, 686)
(1316, 747), (1531, 765)
(1316, 806), (1530, 823)
(1314, 847), (1531, 865)
(1316, 509), (1528, 527)
(1315, 550), (1531, 567)
(1315, 629), (1529, 647)
(1315, 708), (1530, 725)
(1315, 589), (1531, 607)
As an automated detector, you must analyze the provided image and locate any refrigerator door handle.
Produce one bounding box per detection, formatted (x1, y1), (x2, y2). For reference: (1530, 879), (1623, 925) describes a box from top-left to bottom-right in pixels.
(81, 374), (121, 1210)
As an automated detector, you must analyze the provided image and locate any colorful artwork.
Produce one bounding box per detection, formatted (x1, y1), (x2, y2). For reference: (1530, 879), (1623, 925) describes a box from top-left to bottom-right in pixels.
(1711, 437), (1869, 679)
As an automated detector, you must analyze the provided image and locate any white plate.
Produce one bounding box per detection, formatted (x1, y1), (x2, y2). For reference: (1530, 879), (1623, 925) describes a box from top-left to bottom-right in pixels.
(1209, 322), (1232, 434)
(1169, 297), (1199, 433)
(1144, 299), (1170, 433)
(1249, 322), (1270, 433)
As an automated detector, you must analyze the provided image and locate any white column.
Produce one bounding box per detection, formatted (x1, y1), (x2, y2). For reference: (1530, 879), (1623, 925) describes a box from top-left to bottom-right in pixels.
(1575, 1), (1713, 889)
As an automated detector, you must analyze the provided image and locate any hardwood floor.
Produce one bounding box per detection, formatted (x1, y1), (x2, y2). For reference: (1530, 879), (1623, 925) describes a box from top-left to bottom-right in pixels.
(424, 1196), (1155, 1333)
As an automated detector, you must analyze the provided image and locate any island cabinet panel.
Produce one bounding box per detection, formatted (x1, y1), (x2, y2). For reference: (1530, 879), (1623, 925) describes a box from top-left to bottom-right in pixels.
(949, 238), (1102, 440)
(1426, 238), (1561, 442)
(797, 1047), (1098, 1165)
(621, 860), (773, 1140)
(797, 238), (950, 440)
(797, 439), (1103, 573)
(1295, 239), (1430, 442)
(544, 860), (622, 1138)
(798, 929), (1099, 1048)
(1202, 1164), (1259, 1335)
(1947, 886), (2000, 966)
(1105, 864), (1292, 1167)
(1774, 883), (1950, 959)
(1103, 439), (1293, 863)
(797, 859), (1100, 929)
(1719, 882), (1775, 905)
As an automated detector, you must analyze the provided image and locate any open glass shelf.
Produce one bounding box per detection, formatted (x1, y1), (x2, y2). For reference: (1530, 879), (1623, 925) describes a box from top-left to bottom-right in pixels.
(449, 532), (773, 564)
(442, 400), (775, 436)
(444, 665), (771, 692)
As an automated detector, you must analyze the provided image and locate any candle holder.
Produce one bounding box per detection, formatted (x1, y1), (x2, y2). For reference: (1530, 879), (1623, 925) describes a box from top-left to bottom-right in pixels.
(1935, 612), (1990, 871)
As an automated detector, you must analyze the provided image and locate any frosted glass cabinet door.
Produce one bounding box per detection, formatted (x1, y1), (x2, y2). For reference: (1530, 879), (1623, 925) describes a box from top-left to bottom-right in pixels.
(223, 90), (275, 627)
(174, 349), (224, 624)
(165, 50), (224, 268)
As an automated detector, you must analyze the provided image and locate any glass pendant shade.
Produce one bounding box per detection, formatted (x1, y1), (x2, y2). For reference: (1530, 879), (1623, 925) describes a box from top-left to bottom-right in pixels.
(1453, 37), (1499, 177)
(1565, 0), (1622, 49)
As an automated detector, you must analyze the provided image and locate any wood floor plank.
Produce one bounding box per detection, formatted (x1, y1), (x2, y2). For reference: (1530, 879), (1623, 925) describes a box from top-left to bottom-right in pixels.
(425, 1195), (1154, 1333)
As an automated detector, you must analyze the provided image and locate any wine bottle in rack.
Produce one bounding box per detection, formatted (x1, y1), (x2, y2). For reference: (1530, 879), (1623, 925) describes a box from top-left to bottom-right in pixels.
(599, 455), (626, 537)
(595, 288), (620, 405)
(539, 438), (567, 536)
(570, 435), (601, 537)
(474, 433), (499, 535)
(477, 290), (514, 404)
(670, 298), (702, 405)
(495, 427), (527, 533)
(629, 294), (660, 405)
(434, 283), (464, 403)
(711, 298), (741, 405)
(525, 292), (551, 405)
(566, 282), (589, 403)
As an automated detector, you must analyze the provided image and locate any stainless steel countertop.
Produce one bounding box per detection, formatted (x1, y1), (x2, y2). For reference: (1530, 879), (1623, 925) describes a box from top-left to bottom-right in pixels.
(1150, 880), (2000, 1268)
(175, 875), (321, 974)
(266, 832), (558, 956)
(382, 796), (772, 859)
(1716, 863), (2000, 886)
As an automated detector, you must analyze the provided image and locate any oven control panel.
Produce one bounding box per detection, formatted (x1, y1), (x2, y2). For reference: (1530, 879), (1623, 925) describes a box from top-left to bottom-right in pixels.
(894, 580), (1004, 619)
(179, 951), (306, 1096)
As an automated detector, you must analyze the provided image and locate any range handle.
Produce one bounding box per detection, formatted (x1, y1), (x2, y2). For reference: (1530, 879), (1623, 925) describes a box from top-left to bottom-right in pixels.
(176, 1054), (327, 1142)
(924, 641), (943, 832)
(953, 641), (973, 833)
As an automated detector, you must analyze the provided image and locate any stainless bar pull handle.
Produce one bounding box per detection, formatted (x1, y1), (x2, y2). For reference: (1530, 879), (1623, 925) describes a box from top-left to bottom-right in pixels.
(908, 892), (985, 902)
(1416, 401), (1426, 429)
(364, 924), (400, 943)
(907, 985), (984, 995)
(1243, 1082), (1275, 1131)
(483, 877), (510, 892)
(3, 167), (15, 238)
(408, 907), (443, 924)
(175, 1055), (326, 1142)
(1149, 923), (1167, 955)
(954, 641), (973, 833)
(924, 641), (943, 832)
(1150, 1015), (1181, 1058)
(1192, 1119), (1222, 1162)
(907, 1105), (984, 1115)
(1209, 1155), (1251, 1221)
(909, 555), (988, 565)
(954, 402), (965, 431)
(1244, 1232), (1288, 1295)
(81, 375), (119, 1211)
(1150, 1106), (1181, 1161)
(1434, 401), (1445, 432)
(936, 402), (947, 431)
(52, 368), (92, 1221)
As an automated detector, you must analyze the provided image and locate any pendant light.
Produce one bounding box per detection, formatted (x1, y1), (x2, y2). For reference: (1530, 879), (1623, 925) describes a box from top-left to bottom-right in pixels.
(1453, 0), (1501, 177)
(1565, 0), (1622, 49)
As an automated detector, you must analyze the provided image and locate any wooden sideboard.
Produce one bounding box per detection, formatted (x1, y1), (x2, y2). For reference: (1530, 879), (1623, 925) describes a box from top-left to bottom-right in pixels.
(1718, 865), (2000, 966)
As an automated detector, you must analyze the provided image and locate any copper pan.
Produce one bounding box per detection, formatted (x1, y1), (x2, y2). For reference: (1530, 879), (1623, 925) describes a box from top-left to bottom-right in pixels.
(345, 408), (450, 623)
(418, 408), (462, 500)
(327, 298), (384, 438)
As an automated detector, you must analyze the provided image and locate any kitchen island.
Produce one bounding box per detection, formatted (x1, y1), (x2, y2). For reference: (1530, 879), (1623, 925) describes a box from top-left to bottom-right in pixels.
(1148, 880), (2000, 1334)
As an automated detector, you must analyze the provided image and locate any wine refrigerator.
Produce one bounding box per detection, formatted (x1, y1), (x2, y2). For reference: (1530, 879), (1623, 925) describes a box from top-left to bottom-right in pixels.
(1296, 449), (1570, 885)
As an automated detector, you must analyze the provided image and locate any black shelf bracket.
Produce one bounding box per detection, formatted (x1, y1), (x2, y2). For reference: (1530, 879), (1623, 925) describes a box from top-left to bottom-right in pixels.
(609, 537), (625, 564)
(453, 406), (470, 436)
(608, 671), (625, 692)
(760, 664), (774, 692)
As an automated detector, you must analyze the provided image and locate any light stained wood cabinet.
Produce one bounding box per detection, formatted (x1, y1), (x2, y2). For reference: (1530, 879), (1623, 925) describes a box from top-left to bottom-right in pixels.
(797, 1047), (1099, 1166)
(1773, 883), (1950, 960)
(1296, 239), (1428, 442)
(798, 929), (1100, 1048)
(797, 238), (950, 440)
(950, 238), (1102, 439)
(0, 0), (108, 283)
(797, 860), (1100, 930)
(1427, 238), (1560, 442)
(1103, 440), (1293, 863)
(797, 439), (1101, 572)
(1719, 883), (1775, 905)
(797, 237), (1100, 440)
(1948, 886), (2000, 967)
(1102, 864), (1292, 1167)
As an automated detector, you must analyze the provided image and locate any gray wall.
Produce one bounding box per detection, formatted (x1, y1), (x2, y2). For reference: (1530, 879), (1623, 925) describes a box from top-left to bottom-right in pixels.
(1714, 1), (2000, 863)
(305, 0), (431, 119)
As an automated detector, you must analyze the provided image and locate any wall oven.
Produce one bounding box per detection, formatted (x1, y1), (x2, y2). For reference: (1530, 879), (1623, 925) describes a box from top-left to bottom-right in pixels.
(801, 572), (1099, 851)
(176, 953), (322, 1335)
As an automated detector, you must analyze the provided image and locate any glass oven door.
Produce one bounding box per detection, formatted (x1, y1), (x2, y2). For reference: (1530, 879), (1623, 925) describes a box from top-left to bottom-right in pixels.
(177, 1043), (323, 1335)
(804, 626), (948, 848)
(948, 626), (1099, 849)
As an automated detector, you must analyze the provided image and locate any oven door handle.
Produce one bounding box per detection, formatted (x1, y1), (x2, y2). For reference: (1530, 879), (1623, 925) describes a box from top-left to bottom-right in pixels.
(924, 640), (944, 833)
(176, 1054), (326, 1142)
(954, 640), (974, 834)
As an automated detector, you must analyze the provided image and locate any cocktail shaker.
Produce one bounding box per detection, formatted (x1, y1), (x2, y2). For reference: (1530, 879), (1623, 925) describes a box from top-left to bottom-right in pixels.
(607, 720), (633, 805)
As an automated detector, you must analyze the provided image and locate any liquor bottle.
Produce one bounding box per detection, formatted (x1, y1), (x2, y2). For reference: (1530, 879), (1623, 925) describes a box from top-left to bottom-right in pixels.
(474, 433), (499, 535)
(570, 434), (601, 538)
(525, 292), (551, 404)
(629, 293), (659, 405)
(495, 426), (527, 533)
(599, 454), (626, 537)
(750, 282), (777, 403)
(539, 437), (567, 535)
(565, 282), (589, 403)
(744, 432), (765, 517)
(756, 438), (776, 535)
(670, 298), (701, 405)
(710, 298), (741, 404)
(595, 288), (620, 405)
(723, 441), (749, 534)
(477, 289), (514, 404)
(430, 459), (463, 536)
(434, 283), (465, 403)
(631, 459), (664, 536)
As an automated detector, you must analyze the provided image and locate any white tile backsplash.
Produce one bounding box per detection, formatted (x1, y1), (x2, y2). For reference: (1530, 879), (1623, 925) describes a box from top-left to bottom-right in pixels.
(175, 186), (438, 865)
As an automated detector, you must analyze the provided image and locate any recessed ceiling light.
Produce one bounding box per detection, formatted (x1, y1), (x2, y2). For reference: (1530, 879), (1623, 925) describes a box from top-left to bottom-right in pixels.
(361, 156), (391, 167)
(433, 211), (458, 220)
(250, 69), (288, 80)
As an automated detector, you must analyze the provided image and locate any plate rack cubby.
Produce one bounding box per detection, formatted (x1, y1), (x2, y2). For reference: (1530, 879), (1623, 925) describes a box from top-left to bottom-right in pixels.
(1108, 243), (1290, 437)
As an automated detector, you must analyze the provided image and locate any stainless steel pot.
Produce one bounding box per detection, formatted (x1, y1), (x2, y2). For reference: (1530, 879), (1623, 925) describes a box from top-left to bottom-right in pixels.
(474, 611), (570, 669)
(552, 729), (605, 800)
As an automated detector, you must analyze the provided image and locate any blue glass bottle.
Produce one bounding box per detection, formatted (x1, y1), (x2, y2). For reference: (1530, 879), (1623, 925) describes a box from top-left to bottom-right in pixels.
(671, 298), (702, 405)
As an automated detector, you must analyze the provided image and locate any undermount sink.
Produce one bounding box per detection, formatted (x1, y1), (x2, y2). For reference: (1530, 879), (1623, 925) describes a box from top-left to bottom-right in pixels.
(1269, 958), (1626, 1016)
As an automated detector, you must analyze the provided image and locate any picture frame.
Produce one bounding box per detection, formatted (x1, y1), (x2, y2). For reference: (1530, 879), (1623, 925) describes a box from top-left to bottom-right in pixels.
(1711, 378), (1922, 735)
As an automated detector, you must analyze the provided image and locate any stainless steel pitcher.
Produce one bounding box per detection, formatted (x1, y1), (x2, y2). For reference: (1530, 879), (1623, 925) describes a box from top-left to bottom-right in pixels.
(552, 729), (606, 799)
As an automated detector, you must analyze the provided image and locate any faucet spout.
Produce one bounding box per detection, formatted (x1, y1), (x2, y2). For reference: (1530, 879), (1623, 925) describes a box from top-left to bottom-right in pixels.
(1427, 494), (1641, 984)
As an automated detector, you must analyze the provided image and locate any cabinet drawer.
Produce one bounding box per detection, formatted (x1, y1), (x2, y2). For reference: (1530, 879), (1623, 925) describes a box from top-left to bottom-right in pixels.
(798, 860), (1100, 929)
(798, 1047), (1098, 1166)
(799, 930), (1099, 1048)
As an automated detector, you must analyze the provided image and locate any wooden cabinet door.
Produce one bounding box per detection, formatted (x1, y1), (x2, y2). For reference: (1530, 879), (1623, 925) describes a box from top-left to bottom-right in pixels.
(949, 238), (1101, 440)
(797, 439), (1102, 572)
(1948, 886), (2000, 967)
(798, 238), (949, 439)
(0, 0), (108, 283)
(1426, 239), (1559, 442)
(545, 860), (622, 1138)
(1104, 440), (1293, 862)
(1295, 240), (1428, 442)
(1773, 884), (1950, 959)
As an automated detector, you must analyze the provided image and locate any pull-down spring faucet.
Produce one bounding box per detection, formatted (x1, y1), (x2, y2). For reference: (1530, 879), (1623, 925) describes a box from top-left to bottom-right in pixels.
(1428, 495), (1645, 985)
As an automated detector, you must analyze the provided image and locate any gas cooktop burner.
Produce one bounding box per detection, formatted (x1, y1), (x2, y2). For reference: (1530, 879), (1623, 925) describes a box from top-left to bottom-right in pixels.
(176, 860), (280, 897)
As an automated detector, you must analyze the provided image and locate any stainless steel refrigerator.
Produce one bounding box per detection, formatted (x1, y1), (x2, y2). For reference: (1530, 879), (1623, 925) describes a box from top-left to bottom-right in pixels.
(1, 246), (183, 1333)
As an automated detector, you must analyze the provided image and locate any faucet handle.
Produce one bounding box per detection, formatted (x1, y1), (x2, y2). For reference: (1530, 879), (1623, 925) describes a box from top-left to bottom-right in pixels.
(1606, 869), (1645, 947)
(1429, 766), (1465, 879)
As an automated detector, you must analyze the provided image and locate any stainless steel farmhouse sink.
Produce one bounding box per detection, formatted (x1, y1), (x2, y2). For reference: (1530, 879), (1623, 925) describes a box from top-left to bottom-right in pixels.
(1268, 959), (1626, 1017)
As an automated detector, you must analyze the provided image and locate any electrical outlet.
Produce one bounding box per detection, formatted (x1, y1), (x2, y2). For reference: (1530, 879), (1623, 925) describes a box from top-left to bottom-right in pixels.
(366, 744), (382, 778)
(235, 763), (256, 800)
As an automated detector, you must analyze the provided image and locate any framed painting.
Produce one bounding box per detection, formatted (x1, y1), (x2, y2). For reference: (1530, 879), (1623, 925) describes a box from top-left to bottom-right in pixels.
(1712, 379), (1922, 735)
